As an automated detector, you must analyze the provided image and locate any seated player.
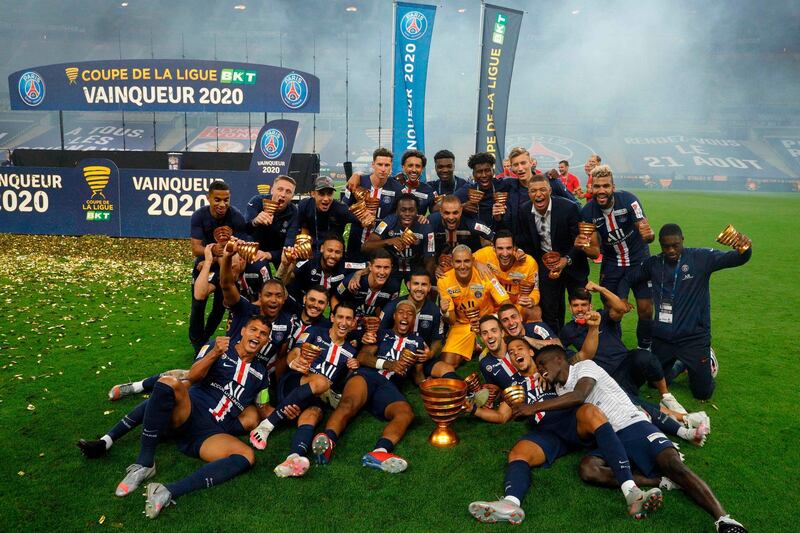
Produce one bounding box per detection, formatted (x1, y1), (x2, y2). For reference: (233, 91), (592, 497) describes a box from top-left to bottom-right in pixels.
(189, 180), (248, 352)
(244, 175), (298, 268)
(220, 242), (292, 379)
(530, 346), (748, 532)
(78, 317), (299, 519)
(286, 285), (332, 352)
(279, 232), (346, 313)
(250, 303), (359, 454)
(363, 193), (435, 283)
(455, 152), (510, 230)
(473, 230), (541, 321)
(497, 303), (558, 347)
(286, 176), (360, 247)
(560, 283), (688, 414)
(379, 268), (442, 384)
(469, 332), (666, 524)
(433, 245), (510, 377)
(393, 149), (436, 214)
(334, 249), (401, 319)
(476, 315), (519, 390)
(311, 301), (427, 473)
(428, 196), (493, 278)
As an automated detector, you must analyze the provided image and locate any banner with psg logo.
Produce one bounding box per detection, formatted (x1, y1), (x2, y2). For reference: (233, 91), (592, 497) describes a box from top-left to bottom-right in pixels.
(8, 60), (319, 113)
(476, 4), (523, 163)
(392, 2), (437, 175)
(0, 119), (299, 238)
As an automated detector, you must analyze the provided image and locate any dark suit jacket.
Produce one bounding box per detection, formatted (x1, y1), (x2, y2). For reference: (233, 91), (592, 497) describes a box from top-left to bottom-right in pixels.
(518, 196), (589, 281)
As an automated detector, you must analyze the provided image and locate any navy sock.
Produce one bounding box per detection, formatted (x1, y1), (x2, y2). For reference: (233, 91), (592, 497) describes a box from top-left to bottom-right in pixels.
(630, 396), (682, 436)
(107, 400), (148, 441)
(374, 437), (394, 453)
(636, 319), (653, 349)
(136, 382), (175, 468)
(290, 424), (315, 456)
(594, 422), (633, 485)
(503, 460), (531, 502)
(325, 428), (339, 444)
(443, 371), (459, 380)
(141, 374), (160, 392)
(268, 383), (314, 426)
(166, 454), (251, 498)
(188, 296), (208, 352)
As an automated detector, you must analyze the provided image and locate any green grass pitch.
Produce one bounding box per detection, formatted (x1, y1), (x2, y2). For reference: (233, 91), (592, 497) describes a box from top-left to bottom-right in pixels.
(0, 190), (797, 531)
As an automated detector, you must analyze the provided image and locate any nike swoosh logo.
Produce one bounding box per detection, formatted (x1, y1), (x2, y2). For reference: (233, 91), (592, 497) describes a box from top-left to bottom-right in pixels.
(222, 362), (235, 368)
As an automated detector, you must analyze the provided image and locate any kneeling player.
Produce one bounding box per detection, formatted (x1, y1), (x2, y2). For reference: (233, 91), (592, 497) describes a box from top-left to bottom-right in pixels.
(311, 301), (426, 473)
(531, 346), (747, 532)
(77, 316), (298, 519)
(469, 334), (663, 524)
(249, 303), (359, 455)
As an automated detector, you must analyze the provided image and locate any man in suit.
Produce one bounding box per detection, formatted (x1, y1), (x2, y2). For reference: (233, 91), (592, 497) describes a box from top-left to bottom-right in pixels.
(518, 174), (588, 332)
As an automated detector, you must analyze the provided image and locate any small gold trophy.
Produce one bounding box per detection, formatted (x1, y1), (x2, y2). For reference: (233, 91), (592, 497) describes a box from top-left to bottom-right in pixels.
(716, 224), (750, 253)
(399, 348), (419, 370)
(420, 378), (468, 447)
(300, 343), (322, 362)
(352, 186), (369, 202)
(438, 253), (454, 273)
(363, 315), (381, 335)
(542, 251), (563, 279)
(578, 222), (595, 247)
(262, 198), (279, 215)
(212, 226), (233, 256)
(463, 372), (482, 395)
(502, 384), (527, 406)
(236, 241), (260, 263)
(394, 227), (418, 251)
(493, 191), (509, 216)
(292, 231), (313, 261)
(466, 188), (484, 211)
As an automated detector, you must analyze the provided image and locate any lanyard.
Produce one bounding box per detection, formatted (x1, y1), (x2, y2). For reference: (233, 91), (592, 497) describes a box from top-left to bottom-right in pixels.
(659, 254), (682, 301)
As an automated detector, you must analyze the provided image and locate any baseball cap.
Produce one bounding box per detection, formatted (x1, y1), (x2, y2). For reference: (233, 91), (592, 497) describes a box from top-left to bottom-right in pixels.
(314, 176), (335, 191)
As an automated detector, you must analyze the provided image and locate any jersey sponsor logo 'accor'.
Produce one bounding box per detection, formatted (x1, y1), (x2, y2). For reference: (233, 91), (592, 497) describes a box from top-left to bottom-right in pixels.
(400, 11), (428, 40)
(260, 128), (285, 159)
(19, 71), (46, 107)
(280, 72), (309, 109)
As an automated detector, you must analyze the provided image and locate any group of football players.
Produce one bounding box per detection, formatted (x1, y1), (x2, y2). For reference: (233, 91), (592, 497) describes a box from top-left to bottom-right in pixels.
(77, 146), (751, 531)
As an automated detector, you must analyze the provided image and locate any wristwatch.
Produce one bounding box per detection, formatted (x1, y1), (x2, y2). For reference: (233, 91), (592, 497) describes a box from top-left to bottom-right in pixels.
(565, 255), (573, 266)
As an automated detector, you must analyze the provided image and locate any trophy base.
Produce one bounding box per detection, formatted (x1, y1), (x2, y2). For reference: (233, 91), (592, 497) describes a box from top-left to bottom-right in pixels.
(428, 425), (459, 448)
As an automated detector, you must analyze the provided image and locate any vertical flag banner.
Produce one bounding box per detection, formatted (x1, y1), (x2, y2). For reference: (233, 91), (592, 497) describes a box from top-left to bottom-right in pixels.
(476, 4), (523, 163)
(392, 2), (437, 176)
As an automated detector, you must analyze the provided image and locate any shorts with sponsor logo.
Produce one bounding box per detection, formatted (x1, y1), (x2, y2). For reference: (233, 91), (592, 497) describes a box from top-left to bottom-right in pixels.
(589, 420), (675, 479)
(600, 263), (652, 300)
(352, 368), (407, 421)
(442, 323), (478, 361)
(520, 408), (589, 466)
(175, 398), (246, 458)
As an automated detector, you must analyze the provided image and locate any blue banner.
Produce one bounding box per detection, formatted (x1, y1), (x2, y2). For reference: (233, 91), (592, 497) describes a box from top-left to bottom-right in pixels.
(392, 2), (436, 175)
(0, 119), (298, 238)
(8, 60), (319, 113)
(476, 4), (524, 162)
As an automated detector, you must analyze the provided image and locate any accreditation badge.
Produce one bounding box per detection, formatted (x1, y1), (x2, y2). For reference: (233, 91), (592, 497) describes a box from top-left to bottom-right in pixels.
(658, 300), (673, 324)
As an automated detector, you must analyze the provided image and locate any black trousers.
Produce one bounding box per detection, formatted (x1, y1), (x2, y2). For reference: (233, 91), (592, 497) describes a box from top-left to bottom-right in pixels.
(539, 271), (587, 333)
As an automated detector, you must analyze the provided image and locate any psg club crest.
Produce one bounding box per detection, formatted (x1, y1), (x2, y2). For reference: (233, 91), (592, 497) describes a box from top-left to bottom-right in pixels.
(18, 71), (45, 107)
(280, 73), (308, 110)
(260, 128), (285, 160)
(400, 11), (428, 40)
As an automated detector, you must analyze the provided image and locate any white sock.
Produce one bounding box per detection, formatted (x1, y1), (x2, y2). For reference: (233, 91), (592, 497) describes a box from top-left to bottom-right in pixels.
(373, 447), (387, 453)
(132, 381), (145, 393)
(621, 480), (637, 497)
(261, 419), (275, 431)
(101, 435), (113, 449)
(503, 496), (521, 506)
(677, 426), (692, 440)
